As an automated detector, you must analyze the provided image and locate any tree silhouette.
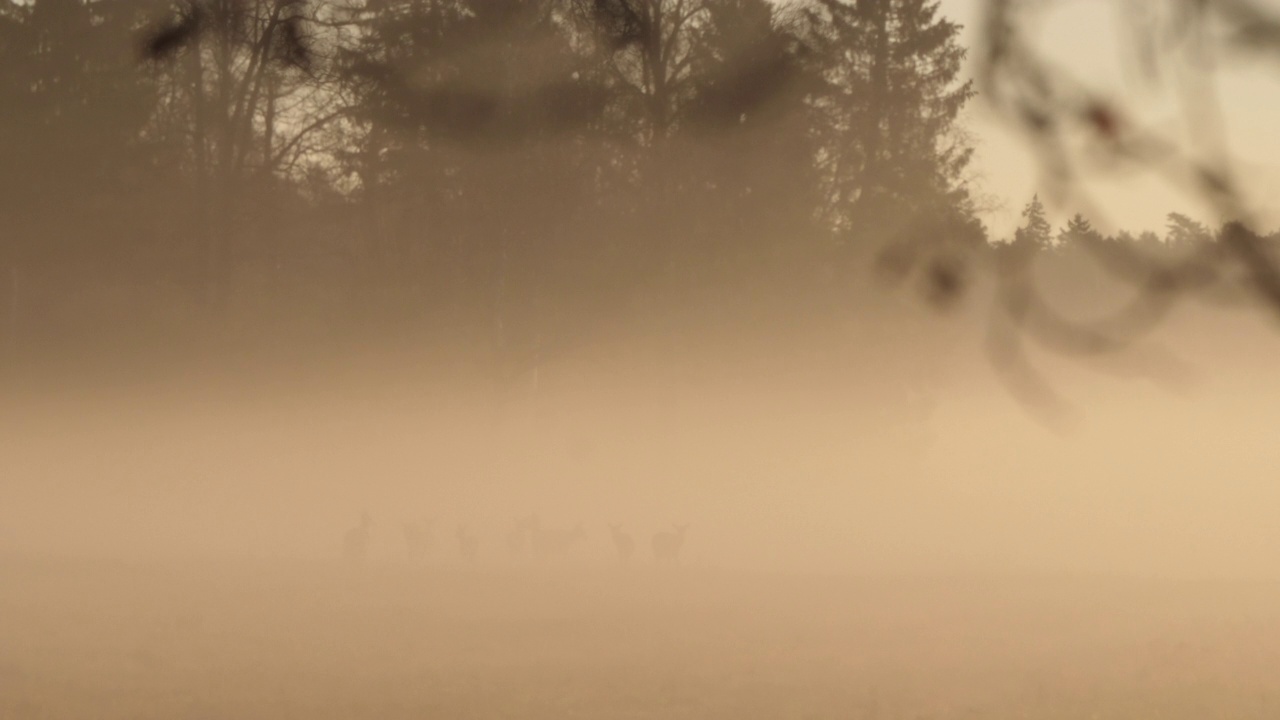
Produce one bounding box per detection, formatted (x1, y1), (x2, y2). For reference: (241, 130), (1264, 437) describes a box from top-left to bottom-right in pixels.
(808, 0), (976, 231)
(974, 0), (1280, 422)
(9, 0), (1280, 430)
(1013, 195), (1051, 250)
(1057, 214), (1102, 247)
(1165, 213), (1211, 249)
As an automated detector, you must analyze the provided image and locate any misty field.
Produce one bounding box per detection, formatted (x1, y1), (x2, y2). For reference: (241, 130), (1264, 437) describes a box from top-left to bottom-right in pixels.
(4, 557), (1280, 720)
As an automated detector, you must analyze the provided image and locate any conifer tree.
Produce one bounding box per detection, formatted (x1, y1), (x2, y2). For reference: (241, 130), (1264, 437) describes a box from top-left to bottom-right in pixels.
(1057, 213), (1102, 246)
(1165, 212), (1211, 247)
(807, 0), (977, 232)
(1012, 194), (1051, 249)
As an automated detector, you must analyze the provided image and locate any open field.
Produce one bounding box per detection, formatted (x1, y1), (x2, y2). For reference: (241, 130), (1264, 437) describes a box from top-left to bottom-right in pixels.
(4, 556), (1280, 719)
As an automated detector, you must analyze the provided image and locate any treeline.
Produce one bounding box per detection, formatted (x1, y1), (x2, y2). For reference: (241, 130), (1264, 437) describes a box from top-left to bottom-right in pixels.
(0, 0), (979, 361)
(1, 0), (1267, 395)
(1003, 195), (1279, 255)
(995, 195), (1280, 316)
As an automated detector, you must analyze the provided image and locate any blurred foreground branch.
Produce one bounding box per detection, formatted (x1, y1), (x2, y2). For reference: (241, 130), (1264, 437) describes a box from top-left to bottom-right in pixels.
(117, 0), (1280, 425)
(971, 0), (1280, 425)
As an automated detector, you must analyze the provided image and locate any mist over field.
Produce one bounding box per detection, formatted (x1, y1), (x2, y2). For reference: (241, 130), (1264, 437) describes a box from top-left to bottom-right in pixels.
(8, 301), (1280, 720)
(9, 0), (1280, 716)
(4, 291), (1280, 578)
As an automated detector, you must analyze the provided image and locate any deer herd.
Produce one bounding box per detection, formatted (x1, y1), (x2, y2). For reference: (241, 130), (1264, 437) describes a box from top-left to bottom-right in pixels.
(343, 512), (689, 567)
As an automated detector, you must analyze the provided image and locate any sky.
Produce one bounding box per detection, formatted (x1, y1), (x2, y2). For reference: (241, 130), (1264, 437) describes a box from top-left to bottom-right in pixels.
(940, 0), (1280, 239)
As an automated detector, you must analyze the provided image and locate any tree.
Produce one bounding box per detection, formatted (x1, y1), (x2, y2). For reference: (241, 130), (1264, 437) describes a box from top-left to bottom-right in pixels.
(1111, 229), (1136, 245)
(0, 0), (159, 271)
(1011, 194), (1051, 249)
(1165, 212), (1211, 248)
(1056, 213), (1102, 247)
(143, 0), (342, 303)
(337, 0), (630, 391)
(577, 0), (714, 142)
(649, 0), (826, 289)
(1136, 230), (1163, 255)
(807, 0), (977, 239)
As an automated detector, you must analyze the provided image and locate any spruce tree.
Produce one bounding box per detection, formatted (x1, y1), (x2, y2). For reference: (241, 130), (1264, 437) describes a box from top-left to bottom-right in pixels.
(1165, 212), (1211, 247)
(1057, 213), (1102, 246)
(1013, 194), (1051, 249)
(807, 0), (977, 230)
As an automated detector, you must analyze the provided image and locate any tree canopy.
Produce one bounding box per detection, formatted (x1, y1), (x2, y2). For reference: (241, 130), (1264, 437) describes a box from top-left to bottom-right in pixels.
(5, 0), (1279, 423)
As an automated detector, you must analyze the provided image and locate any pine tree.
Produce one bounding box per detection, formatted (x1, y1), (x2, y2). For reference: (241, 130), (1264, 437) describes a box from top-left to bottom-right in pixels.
(1057, 213), (1102, 246)
(807, 0), (977, 230)
(1165, 212), (1211, 247)
(664, 0), (825, 281)
(1012, 194), (1051, 249)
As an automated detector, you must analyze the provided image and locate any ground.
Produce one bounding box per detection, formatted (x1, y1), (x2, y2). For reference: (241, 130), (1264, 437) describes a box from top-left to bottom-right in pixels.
(3, 557), (1280, 719)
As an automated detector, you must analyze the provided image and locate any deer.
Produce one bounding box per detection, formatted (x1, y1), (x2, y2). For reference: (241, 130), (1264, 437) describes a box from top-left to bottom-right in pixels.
(505, 513), (539, 557)
(344, 512), (374, 565)
(456, 524), (479, 563)
(609, 523), (635, 565)
(403, 518), (434, 561)
(530, 522), (585, 559)
(651, 523), (688, 564)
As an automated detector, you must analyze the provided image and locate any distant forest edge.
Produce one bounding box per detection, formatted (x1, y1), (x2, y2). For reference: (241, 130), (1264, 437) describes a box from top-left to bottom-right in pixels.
(1, 0), (1274, 397)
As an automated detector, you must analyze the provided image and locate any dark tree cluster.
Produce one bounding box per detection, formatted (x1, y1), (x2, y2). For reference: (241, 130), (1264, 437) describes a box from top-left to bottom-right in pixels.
(972, 0), (1280, 422)
(0, 0), (979, 376)
(10, 0), (1275, 430)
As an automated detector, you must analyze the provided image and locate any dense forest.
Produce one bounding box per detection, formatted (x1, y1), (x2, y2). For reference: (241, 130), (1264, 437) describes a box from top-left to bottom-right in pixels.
(2, 0), (1276, 410)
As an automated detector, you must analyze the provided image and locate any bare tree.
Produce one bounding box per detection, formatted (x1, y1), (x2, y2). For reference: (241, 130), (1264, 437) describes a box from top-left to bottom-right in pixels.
(143, 0), (348, 301)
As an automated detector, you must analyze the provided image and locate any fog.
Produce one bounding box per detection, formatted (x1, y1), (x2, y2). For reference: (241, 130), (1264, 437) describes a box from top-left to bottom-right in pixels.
(11, 0), (1280, 716)
(5, 297), (1280, 580)
(8, 301), (1280, 719)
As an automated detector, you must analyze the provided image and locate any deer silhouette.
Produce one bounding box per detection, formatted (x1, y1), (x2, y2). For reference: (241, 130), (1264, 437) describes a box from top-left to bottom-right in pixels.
(609, 524), (635, 565)
(344, 512), (374, 565)
(651, 523), (688, 564)
(403, 518), (434, 561)
(456, 524), (479, 563)
(505, 513), (539, 556)
(530, 522), (585, 559)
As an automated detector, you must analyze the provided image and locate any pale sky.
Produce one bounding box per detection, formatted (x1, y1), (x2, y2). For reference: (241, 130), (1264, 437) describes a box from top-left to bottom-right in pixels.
(940, 0), (1280, 238)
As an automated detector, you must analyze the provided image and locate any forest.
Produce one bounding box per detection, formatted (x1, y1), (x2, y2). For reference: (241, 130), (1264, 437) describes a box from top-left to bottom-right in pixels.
(3, 0), (1278, 414)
